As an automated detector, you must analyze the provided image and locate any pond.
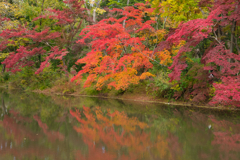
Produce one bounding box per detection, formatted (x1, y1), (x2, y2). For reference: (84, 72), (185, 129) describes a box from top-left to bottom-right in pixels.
(0, 89), (240, 160)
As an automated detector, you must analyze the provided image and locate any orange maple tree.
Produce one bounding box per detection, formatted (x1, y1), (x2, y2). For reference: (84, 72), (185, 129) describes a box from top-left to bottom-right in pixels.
(71, 3), (167, 90)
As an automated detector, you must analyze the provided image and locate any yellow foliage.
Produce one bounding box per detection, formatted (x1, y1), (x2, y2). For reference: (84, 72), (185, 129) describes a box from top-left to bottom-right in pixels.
(170, 80), (181, 91)
(172, 40), (186, 56)
(158, 50), (172, 65)
(6, 37), (30, 47)
(89, 0), (95, 5)
(1, 20), (20, 30)
(209, 82), (222, 100)
(0, 2), (18, 16)
(21, 80), (26, 85)
(160, 0), (207, 27)
(95, 8), (106, 15)
(0, 52), (9, 60)
(0, 2), (20, 31)
(147, 0), (209, 28)
(140, 72), (155, 80)
(137, 29), (167, 46)
(156, 40), (186, 66)
(186, 57), (194, 63)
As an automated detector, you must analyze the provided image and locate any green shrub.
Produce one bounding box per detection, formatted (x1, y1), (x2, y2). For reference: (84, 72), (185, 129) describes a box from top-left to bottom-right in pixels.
(6, 66), (62, 90)
(0, 72), (10, 82)
(146, 69), (173, 98)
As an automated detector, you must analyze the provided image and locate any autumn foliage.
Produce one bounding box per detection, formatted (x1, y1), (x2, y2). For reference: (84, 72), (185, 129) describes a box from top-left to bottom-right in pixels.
(71, 3), (163, 90)
(161, 0), (240, 106)
(0, 0), (239, 107)
(0, 0), (87, 73)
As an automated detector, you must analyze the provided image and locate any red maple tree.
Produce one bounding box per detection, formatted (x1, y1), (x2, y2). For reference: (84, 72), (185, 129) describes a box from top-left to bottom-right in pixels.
(0, 0), (88, 74)
(162, 0), (240, 106)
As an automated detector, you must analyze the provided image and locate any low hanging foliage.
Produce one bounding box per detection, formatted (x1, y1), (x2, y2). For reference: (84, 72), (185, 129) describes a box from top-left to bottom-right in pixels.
(71, 3), (166, 90)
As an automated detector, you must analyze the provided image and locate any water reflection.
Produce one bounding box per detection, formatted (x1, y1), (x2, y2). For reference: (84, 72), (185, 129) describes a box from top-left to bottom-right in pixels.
(209, 115), (240, 160)
(33, 115), (64, 142)
(71, 106), (165, 160)
(0, 90), (239, 160)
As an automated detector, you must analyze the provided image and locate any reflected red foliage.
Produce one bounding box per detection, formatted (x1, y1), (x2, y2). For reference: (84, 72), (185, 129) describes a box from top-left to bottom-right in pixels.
(0, 115), (39, 145)
(33, 115), (64, 142)
(0, 142), (59, 159)
(166, 131), (183, 160)
(0, 109), (64, 159)
(75, 146), (117, 160)
(209, 115), (240, 160)
(9, 109), (32, 123)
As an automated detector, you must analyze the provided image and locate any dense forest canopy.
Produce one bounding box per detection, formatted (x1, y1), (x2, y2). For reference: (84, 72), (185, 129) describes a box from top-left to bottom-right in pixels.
(0, 0), (239, 107)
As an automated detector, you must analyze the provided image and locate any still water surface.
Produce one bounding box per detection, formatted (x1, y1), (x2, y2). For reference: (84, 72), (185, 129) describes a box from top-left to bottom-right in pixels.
(0, 90), (240, 160)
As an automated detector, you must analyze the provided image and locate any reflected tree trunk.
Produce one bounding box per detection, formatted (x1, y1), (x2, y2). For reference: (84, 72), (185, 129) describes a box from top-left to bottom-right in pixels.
(1, 95), (6, 115)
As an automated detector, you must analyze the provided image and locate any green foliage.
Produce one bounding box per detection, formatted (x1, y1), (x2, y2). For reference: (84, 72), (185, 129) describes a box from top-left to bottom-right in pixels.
(0, 71), (10, 82)
(83, 85), (108, 96)
(209, 84), (216, 101)
(146, 66), (172, 98)
(16, 0), (64, 22)
(6, 66), (62, 90)
(148, 0), (207, 27)
(208, 82), (222, 101)
(103, 0), (146, 8)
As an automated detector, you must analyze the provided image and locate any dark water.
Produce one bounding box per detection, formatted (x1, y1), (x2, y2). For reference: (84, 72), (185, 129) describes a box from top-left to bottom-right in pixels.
(0, 89), (240, 160)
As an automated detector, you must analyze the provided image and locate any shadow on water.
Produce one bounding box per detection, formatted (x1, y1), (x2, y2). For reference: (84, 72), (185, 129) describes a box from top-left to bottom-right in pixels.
(0, 88), (240, 160)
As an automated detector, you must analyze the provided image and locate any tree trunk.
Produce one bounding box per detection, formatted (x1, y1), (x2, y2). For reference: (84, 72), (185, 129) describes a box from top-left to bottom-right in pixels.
(1, 64), (5, 73)
(230, 21), (236, 53)
(38, 54), (41, 68)
(93, 9), (96, 23)
(163, 17), (167, 29)
(217, 25), (221, 39)
(62, 57), (69, 79)
(40, 0), (45, 26)
(123, 0), (130, 28)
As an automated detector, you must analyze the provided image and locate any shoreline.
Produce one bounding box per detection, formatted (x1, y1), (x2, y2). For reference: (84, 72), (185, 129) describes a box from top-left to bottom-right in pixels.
(32, 89), (240, 111)
(1, 84), (238, 111)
